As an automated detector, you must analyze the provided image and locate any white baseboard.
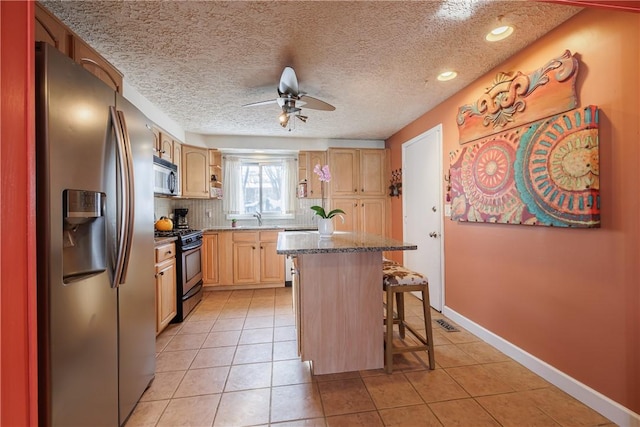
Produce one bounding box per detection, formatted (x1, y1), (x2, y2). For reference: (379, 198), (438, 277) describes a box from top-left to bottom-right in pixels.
(442, 306), (640, 427)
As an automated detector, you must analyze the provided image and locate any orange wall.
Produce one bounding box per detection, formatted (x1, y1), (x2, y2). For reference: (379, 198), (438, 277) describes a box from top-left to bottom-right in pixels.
(386, 8), (640, 413)
(0, 1), (38, 425)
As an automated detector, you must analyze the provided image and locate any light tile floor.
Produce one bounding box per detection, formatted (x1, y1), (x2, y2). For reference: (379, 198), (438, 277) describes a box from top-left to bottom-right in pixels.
(126, 287), (615, 427)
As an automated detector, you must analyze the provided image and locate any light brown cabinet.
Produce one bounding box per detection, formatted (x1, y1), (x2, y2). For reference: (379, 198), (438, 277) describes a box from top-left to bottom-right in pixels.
(327, 148), (388, 237)
(155, 242), (177, 335)
(203, 230), (284, 288)
(298, 151), (326, 198)
(158, 132), (174, 161)
(35, 3), (70, 56)
(181, 144), (209, 198)
(202, 234), (219, 285)
(232, 232), (260, 284)
(328, 148), (387, 197)
(231, 231), (284, 285)
(35, 3), (123, 94)
(259, 232), (285, 283)
(331, 198), (388, 237)
(71, 37), (123, 94)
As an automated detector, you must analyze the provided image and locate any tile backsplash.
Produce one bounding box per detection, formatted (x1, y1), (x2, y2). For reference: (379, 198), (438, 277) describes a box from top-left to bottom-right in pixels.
(154, 196), (322, 230)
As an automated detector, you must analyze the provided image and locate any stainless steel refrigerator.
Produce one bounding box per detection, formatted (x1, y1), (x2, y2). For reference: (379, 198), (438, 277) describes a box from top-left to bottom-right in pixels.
(35, 42), (156, 426)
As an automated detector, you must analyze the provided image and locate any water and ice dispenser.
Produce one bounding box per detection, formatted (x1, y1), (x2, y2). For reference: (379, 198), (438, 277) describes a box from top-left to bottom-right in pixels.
(62, 189), (107, 284)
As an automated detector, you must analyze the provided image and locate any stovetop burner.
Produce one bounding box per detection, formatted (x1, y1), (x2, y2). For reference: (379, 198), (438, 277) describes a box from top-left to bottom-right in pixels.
(154, 228), (201, 238)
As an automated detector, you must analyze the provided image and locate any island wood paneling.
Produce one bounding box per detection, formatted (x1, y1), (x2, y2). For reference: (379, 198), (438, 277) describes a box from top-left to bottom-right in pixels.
(297, 251), (383, 374)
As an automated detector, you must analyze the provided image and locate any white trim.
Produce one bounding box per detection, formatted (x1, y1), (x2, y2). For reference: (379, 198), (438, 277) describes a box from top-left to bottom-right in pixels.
(443, 305), (640, 427)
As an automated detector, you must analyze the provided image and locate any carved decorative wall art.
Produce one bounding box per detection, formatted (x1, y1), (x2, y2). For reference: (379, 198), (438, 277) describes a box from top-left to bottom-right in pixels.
(449, 105), (599, 227)
(457, 50), (579, 145)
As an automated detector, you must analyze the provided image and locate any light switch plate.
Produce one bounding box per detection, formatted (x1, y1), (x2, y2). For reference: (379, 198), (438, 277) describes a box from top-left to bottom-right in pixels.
(444, 204), (452, 217)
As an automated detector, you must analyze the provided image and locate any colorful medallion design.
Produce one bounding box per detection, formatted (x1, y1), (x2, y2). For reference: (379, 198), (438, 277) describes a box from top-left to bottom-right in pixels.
(450, 105), (599, 227)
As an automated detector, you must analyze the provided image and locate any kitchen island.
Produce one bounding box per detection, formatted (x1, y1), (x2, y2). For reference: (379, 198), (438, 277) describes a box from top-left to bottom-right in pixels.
(276, 231), (417, 374)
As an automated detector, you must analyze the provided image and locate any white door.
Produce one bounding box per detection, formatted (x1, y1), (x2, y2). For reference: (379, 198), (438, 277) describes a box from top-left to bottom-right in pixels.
(402, 125), (444, 311)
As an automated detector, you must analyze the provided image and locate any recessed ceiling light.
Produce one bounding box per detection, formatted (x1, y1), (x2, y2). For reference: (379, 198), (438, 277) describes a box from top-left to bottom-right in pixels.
(486, 24), (514, 42)
(437, 71), (457, 82)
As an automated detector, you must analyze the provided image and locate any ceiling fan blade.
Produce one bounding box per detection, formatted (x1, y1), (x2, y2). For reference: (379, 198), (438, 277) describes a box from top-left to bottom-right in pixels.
(243, 99), (278, 108)
(278, 67), (299, 97)
(298, 95), (335, 111)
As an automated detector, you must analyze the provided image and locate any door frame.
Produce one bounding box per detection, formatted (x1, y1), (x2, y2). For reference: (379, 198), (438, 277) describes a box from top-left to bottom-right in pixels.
(401, 124), (445, 310)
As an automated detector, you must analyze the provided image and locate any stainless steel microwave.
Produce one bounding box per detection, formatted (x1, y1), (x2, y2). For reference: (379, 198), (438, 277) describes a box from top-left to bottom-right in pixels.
(153, 156), (178, 196)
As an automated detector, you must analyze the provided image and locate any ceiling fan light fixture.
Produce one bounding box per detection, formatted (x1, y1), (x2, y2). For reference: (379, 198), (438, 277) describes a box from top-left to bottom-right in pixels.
(279, 111), (290, 127)
(437, 70), (457, 82)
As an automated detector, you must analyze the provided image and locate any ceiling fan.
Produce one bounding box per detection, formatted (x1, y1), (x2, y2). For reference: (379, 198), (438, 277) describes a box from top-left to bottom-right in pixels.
(243, 67), (335, 130)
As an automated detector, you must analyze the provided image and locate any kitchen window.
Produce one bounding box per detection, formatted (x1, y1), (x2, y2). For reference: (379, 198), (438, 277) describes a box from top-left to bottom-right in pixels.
(223, 154), (296, 219)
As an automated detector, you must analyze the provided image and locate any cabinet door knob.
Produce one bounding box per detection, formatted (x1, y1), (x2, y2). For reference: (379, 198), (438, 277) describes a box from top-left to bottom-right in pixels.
(354, 189), (358, 192)
(361, 188), (364, 192)
(354, 203), (358, 207)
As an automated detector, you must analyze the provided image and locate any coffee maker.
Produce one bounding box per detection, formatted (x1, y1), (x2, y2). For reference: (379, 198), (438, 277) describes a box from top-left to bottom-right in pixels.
(174, 208), (189, 229)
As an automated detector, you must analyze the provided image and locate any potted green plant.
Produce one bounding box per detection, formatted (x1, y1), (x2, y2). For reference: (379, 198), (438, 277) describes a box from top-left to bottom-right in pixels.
(310, 205), (345, 237)
(310, 164), (346, 237)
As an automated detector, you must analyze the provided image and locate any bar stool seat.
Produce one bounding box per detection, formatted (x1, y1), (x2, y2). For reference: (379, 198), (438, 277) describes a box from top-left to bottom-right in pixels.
(383, 261), (435, 373)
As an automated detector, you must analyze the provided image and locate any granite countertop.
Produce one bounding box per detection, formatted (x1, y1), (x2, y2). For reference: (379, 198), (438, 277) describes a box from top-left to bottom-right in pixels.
(204, 225), (317, 233)
(154, 236), (178, 246)
(276, 231), (417, 255)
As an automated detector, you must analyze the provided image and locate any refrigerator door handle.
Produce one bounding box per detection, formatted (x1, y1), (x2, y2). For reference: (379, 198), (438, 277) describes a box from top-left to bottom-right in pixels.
(109, 106), (134, 286)
(117, 109), (136, 284)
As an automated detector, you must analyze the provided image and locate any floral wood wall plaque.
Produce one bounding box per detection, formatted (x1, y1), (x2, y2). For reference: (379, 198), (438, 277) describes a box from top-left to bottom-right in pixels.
(449, 105), (599, 228)
(457, 50), (579, 145)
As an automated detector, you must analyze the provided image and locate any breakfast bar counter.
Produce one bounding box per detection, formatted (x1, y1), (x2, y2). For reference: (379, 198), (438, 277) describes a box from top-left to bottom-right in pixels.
(277, 231), (417, 374)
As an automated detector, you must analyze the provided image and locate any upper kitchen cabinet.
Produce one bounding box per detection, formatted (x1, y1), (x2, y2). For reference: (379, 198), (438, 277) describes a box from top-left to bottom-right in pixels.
(158, 132), (174, 161)
(298, 151), (326, 198)
(71, 37), (123, 94)
(181, 145), (209, 198)
(35, 3), (70, 56)
(209, 149), (223, 199)
(328, 148), (387, 197)
(35, 3), (123, 94)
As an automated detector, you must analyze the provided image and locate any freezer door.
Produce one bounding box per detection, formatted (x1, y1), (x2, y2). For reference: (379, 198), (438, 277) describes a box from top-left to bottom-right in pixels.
(115, 94), (156, 425)
(36, 43), (119, 426)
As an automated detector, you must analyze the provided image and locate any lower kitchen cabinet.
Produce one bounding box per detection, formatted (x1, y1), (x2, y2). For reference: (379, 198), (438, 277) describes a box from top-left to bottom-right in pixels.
(232, 232), (260, 284)
(202, 233), (219, 285)
(232, 231), (285, 285)
(260, 232), (285, 283)
(155, 242), (177, 335)
(202, 230), (284, 288)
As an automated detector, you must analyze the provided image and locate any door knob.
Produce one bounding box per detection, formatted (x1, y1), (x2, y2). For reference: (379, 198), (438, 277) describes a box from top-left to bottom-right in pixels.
(428, 232), (438, 238)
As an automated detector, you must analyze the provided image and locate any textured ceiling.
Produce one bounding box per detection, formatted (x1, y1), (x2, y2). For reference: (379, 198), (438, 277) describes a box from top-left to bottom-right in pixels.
(42, 1), (582, 140)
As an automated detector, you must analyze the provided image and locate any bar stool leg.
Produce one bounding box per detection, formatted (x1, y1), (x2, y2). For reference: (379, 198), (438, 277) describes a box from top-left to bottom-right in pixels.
(396, 291), (405, 339)
(421, 288), (435, 370)
(385, 285), (394, 374)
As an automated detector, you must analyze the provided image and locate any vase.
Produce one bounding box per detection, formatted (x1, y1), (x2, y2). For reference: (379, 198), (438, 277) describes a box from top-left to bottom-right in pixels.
(317, 218), (334, 238)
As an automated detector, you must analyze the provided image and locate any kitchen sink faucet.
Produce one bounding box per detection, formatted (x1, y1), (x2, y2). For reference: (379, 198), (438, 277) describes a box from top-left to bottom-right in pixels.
(253, 211), (263, 226)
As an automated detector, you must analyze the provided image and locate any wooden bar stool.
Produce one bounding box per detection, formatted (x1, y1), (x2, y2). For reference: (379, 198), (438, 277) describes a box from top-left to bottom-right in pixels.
(383, 259), (435, 373)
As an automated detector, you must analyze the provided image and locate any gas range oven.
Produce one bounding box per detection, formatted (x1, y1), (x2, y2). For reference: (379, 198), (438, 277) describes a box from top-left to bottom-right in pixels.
(154, 228), (203, 321)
